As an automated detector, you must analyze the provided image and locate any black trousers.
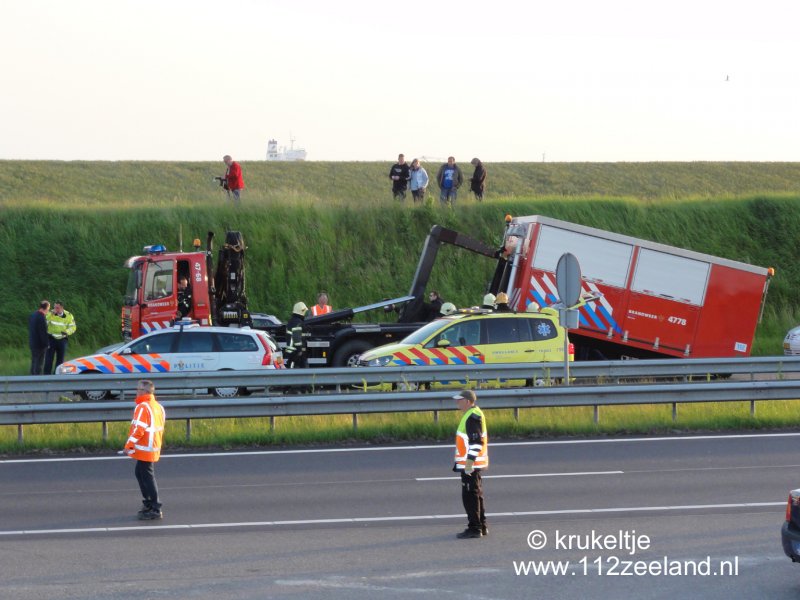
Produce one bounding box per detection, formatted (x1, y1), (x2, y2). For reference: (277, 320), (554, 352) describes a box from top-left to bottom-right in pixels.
(135, 460), (161, 510)
(461, 471), (486, 531)
(44, 336), (67, 374)
(30, 347), (47, 375)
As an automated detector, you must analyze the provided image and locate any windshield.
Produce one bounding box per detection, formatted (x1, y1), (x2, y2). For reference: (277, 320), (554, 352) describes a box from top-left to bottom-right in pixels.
(124, 263), (142, 307)
(401, 317), (458, 346)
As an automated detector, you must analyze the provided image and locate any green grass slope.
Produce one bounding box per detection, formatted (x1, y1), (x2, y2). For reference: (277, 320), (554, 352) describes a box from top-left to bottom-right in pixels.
(1, 161), (799, 375)
(2, 160), (800, 206)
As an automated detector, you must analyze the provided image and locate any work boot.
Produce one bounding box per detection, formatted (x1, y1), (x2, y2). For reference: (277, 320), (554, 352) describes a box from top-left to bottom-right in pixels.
(456, 528), (482, 539)
(137, 503), (152, 517)
(481, 524), (489, 536)
(138, 509), (163, 520)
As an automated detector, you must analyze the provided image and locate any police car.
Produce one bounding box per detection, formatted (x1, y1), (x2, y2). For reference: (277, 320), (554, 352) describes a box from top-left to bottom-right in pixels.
(357, 308), (571, 387)
(56, 322), (283, 400)
(783, 489), (800, 563)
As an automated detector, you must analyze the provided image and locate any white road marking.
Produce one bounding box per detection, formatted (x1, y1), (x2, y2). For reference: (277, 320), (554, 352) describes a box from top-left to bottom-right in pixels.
(416, 470), (624, 481)
(4, 431), (800, 464)
(0, 501), (783, 537)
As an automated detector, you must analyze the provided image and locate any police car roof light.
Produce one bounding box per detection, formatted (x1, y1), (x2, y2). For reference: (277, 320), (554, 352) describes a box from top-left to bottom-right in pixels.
(172, 318), (199, 331)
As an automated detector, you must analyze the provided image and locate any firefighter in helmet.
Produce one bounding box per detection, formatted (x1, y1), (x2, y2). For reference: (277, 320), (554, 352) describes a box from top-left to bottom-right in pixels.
(495, 292), (512, 313)
(481, 293), (496, 310)
(440, 302), (457, 316)
(285, 302), (309, 369)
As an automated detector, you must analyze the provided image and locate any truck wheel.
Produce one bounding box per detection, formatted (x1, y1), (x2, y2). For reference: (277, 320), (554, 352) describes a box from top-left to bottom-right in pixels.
(78, 371), (110, 401)
(333, 340), (374, 368)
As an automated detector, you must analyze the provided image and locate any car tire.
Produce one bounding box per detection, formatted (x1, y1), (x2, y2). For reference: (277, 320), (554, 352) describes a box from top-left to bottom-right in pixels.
(77, 371), (111, 401)
(211, 385), (242, 399)
(333, 340), (374, 368)
(211, 370), (242, 398)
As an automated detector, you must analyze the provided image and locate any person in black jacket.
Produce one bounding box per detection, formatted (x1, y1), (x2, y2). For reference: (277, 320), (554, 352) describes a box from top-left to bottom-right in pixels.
(285, 302), (309, 369)
(470, 158), (487, 201)
(29, 300), (50, 375)
(176, 277), (193, 319)
(424, 290), (444, 321)
(389, 154), (411, 201)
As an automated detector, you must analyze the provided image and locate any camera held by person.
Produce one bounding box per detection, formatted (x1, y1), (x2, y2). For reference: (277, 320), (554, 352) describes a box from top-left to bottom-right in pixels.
(213, 176), (229, 190)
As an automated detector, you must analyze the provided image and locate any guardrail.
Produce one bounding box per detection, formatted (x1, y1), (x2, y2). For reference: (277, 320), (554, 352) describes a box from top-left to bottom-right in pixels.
(3, 356), (800, 397)
(2, 356), (800, 443)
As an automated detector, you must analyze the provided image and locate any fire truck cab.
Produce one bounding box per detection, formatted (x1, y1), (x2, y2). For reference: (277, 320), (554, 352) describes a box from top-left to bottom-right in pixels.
(122, 245), (212, 340)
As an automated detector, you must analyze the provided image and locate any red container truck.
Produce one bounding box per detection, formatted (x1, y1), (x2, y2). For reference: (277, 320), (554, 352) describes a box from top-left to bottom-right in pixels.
(493, 215), (773, 359)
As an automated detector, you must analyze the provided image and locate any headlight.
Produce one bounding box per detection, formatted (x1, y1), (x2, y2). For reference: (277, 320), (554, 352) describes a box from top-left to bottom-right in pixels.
(56, 364), (78, 374)
(367, 356), (393, 367)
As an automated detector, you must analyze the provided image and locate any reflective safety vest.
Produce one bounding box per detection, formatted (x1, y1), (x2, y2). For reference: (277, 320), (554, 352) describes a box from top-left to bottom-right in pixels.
(311, 304), (332, 316)
(454, 406), (488, 471)
(46, 310), (76, 340)
(125, 394), (165, 462)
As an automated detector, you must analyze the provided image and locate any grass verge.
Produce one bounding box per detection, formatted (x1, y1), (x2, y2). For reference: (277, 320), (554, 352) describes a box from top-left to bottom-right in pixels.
(3, 401), (800, 455)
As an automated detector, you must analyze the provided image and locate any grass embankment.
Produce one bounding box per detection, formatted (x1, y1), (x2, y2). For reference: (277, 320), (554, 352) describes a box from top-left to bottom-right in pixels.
(5, 401), (800, 455)
(3, 160), (800, 206)
(1, 160), (800, 451)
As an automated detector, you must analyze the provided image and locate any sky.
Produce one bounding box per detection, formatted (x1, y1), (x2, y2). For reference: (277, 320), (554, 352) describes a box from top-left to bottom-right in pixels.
(2, 0), (799, 162)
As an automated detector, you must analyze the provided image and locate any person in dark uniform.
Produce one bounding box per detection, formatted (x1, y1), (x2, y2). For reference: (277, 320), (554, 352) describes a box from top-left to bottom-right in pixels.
(176, 277), (193, 319)
(285, 302), (309, 369)
(28, 300), (50, 375)
(424, 290), (444, 321)
(495, 292), (512, 312)
(453, 389), (489, 539)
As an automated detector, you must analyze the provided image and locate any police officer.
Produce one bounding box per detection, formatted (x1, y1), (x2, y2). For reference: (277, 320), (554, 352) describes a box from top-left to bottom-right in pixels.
(44, 301), (76, 374)
(453, 389), (489, 539)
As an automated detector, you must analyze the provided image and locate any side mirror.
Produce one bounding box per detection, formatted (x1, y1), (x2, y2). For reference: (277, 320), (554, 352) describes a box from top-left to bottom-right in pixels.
(437, 339), (451, 348)
(122, 348), (133, 355)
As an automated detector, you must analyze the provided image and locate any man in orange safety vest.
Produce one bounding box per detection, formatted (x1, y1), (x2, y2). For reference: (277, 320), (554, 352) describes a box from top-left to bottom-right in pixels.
(124, 379), (166, 520)
(311, 292), (332, 316)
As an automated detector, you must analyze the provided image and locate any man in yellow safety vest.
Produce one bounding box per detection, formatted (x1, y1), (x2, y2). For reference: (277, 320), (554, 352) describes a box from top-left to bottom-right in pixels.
(44, 300), (76, 374)
(453, 389), (489, 539)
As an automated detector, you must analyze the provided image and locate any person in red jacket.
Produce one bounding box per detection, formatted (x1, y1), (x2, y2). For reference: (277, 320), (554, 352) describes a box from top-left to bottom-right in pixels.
(123, 380), (166, 520)
(223, 155), (245, 205)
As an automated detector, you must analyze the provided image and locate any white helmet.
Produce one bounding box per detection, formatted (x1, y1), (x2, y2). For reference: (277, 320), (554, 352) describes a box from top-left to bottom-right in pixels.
(292, 302), (308, 316)
(482, 293), (496, 307)
(525, 302), (540, 313)
(440, 302), (457, 316)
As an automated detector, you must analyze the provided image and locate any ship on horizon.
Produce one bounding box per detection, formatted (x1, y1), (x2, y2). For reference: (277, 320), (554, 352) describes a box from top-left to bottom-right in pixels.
(267, 137), (307, 161)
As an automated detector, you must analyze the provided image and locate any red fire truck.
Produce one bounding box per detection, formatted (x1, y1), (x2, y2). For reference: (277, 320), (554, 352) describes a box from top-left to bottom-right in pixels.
(122, 232), (250, 340)
(490, 215), (773, 359)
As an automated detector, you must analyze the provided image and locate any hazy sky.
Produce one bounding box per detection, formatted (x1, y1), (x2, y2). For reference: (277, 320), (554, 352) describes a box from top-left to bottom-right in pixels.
(2, 0), (799, 162)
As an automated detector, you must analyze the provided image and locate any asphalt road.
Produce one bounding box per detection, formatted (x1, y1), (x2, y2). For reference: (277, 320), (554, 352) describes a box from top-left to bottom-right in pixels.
(2, 432), (800, 599)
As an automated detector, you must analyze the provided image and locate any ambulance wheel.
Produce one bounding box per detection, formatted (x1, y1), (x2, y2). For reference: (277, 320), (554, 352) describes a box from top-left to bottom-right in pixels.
(333, 340), (374, 368)
(78, 371), (111, 401)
